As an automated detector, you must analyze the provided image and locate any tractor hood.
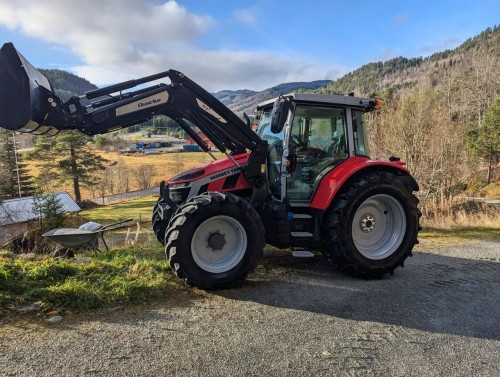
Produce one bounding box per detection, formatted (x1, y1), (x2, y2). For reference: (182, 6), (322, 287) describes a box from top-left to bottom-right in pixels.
(0, 42), (61, 135)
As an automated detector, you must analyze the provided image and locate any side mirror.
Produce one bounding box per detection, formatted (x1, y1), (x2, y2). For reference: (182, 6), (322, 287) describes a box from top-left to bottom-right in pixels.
(270, 96), (291, 134)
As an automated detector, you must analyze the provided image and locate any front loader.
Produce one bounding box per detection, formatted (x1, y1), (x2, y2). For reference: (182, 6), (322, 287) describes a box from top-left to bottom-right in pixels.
(0, 42), (421, 289)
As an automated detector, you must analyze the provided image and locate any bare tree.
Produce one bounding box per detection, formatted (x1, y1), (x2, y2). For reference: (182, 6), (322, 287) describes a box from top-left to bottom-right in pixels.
(172, 151), (186, 175)
(116, 158), (132, 193)
(97, 169), (114, 204)
(454, 51), (500, 130)
(372, 82), (468, 215)
(134, 164), (156, 190)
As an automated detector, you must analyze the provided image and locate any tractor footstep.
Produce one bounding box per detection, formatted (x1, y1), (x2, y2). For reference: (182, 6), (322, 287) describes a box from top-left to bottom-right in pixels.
(291, 249), (315, 257)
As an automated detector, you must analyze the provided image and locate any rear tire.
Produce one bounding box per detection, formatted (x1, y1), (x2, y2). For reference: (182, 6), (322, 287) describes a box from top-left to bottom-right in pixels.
(165, 192), (265, 290)
(322, 171), (420, 278)
(152, 199), (174, 245)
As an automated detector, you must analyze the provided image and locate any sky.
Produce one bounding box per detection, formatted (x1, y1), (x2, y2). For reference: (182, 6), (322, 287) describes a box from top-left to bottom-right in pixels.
(0, 0), (499, 92)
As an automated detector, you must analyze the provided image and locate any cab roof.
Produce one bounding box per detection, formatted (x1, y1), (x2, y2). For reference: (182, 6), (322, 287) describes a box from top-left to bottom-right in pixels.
(256, 92), (374, 110)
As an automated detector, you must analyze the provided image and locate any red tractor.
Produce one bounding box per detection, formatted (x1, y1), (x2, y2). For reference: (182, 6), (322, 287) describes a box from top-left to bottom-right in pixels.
(0, 43), (421, 289)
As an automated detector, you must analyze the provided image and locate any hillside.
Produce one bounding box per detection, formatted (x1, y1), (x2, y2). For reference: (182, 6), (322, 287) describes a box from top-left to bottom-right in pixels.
(213, 89), (257, 107)
(40, 69), (97, 101)
(213, 26), (499, 113)
(312, 25), (500, 97)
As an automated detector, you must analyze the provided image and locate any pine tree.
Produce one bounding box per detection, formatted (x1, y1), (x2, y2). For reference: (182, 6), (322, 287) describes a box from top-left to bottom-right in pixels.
(29, 131), (107, 202)
(32, 193), (65, 231)
(477, 97), (500, 183)
(0, 130), (35, 200)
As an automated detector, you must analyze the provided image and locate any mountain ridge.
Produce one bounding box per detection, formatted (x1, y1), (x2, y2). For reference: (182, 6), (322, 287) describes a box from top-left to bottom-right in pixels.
(214, 80), (331, 114)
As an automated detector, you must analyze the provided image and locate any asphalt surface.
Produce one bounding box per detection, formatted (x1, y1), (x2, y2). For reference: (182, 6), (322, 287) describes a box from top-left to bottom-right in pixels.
(88, 186), (159, 205)
(1, 239), (499, 376)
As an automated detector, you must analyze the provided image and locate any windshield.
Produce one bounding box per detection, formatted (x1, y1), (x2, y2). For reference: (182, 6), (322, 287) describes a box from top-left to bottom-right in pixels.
(257, 111), (280, 142)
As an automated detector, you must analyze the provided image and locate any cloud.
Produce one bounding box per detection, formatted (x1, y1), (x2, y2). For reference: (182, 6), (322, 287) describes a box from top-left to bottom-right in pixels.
(371, 49), (397, 63)
(0, 0), (336, 91)
(232, 8), (257, 27)
(73, 48), (334, 91)
(418, 38), (461, 54)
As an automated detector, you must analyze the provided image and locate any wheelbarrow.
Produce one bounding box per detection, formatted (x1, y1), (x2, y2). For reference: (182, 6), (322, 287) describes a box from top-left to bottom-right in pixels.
(42, 219), (133, 258)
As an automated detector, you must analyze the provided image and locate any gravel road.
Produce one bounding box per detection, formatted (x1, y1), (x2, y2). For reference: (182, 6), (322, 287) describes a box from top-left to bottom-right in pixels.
(1, 239), (499, 376)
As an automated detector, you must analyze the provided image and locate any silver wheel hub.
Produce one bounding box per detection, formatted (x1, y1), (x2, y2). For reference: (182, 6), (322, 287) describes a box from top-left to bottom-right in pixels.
(191, 215), (247, 273)
(360, 215), (376, 232)
(352, 194), (406, 260)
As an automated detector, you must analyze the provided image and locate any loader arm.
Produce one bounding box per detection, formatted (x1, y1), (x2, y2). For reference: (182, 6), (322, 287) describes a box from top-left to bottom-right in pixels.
(0, 42), (269, 201)
(0, 43), (264, 152)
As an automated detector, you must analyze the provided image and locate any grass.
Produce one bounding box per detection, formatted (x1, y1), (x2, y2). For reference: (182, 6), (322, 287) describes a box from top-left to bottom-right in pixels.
(81, 196), (158, 223)
(418, 203), (499, 247)
(421, 202), (500, 230)
(480, 182), (500, 197)
(0, 238), (182, 317)
(420, 227), (500, 241)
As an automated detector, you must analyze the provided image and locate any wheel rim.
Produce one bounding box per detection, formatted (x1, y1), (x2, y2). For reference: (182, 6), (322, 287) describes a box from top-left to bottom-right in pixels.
(191, 215), (248, 273)
(352, 194), (406, 260)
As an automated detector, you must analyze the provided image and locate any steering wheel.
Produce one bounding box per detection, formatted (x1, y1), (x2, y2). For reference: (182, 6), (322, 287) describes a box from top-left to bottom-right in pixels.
(291, 134), (305, 150)
(327, 136), (345, 156)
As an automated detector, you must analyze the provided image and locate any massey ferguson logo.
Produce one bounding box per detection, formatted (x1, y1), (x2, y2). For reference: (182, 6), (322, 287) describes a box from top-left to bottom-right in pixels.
(209, 167), (240, 181)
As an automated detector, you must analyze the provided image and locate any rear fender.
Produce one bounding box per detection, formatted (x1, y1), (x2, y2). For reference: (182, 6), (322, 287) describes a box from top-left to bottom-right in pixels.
(310, 156), (418, 210)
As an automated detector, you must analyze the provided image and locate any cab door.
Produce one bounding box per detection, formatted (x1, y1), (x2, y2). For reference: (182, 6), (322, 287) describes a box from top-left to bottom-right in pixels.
(286, 105), (349, 203)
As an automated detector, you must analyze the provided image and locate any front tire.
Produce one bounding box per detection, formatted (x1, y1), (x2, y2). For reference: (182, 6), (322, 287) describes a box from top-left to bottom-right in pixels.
(322, 171), (420, 278)
(165, 192), (265, 289)
(152, 198), (174, 245)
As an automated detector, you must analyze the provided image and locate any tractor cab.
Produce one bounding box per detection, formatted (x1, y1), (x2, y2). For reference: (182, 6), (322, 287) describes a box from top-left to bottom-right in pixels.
(257, 94), (376, 204)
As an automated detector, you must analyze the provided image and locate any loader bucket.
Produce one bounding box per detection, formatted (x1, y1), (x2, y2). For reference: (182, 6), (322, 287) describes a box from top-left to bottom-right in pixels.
(0, 42), (60, 135)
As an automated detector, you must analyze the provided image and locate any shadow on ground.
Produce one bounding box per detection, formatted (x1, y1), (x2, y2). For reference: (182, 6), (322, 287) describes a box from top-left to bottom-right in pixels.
(219, 250), (500, 341)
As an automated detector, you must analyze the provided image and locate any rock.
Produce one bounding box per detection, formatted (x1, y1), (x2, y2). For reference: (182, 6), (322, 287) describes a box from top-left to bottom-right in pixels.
(72, 257), (92, 264)
(105, 306), (124, 312)
(15, 301), (43, 312)
(48, 315), (63, 323)
(17, 253), (37, 261)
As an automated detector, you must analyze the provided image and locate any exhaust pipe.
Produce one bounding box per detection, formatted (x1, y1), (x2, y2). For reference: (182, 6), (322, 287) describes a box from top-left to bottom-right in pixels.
(0, 42), (62, 135)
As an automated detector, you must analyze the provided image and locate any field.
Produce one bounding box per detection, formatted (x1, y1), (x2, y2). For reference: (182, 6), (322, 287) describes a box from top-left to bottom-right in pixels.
(82, 196), (158, 223)
(25, 150), (224, 201)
